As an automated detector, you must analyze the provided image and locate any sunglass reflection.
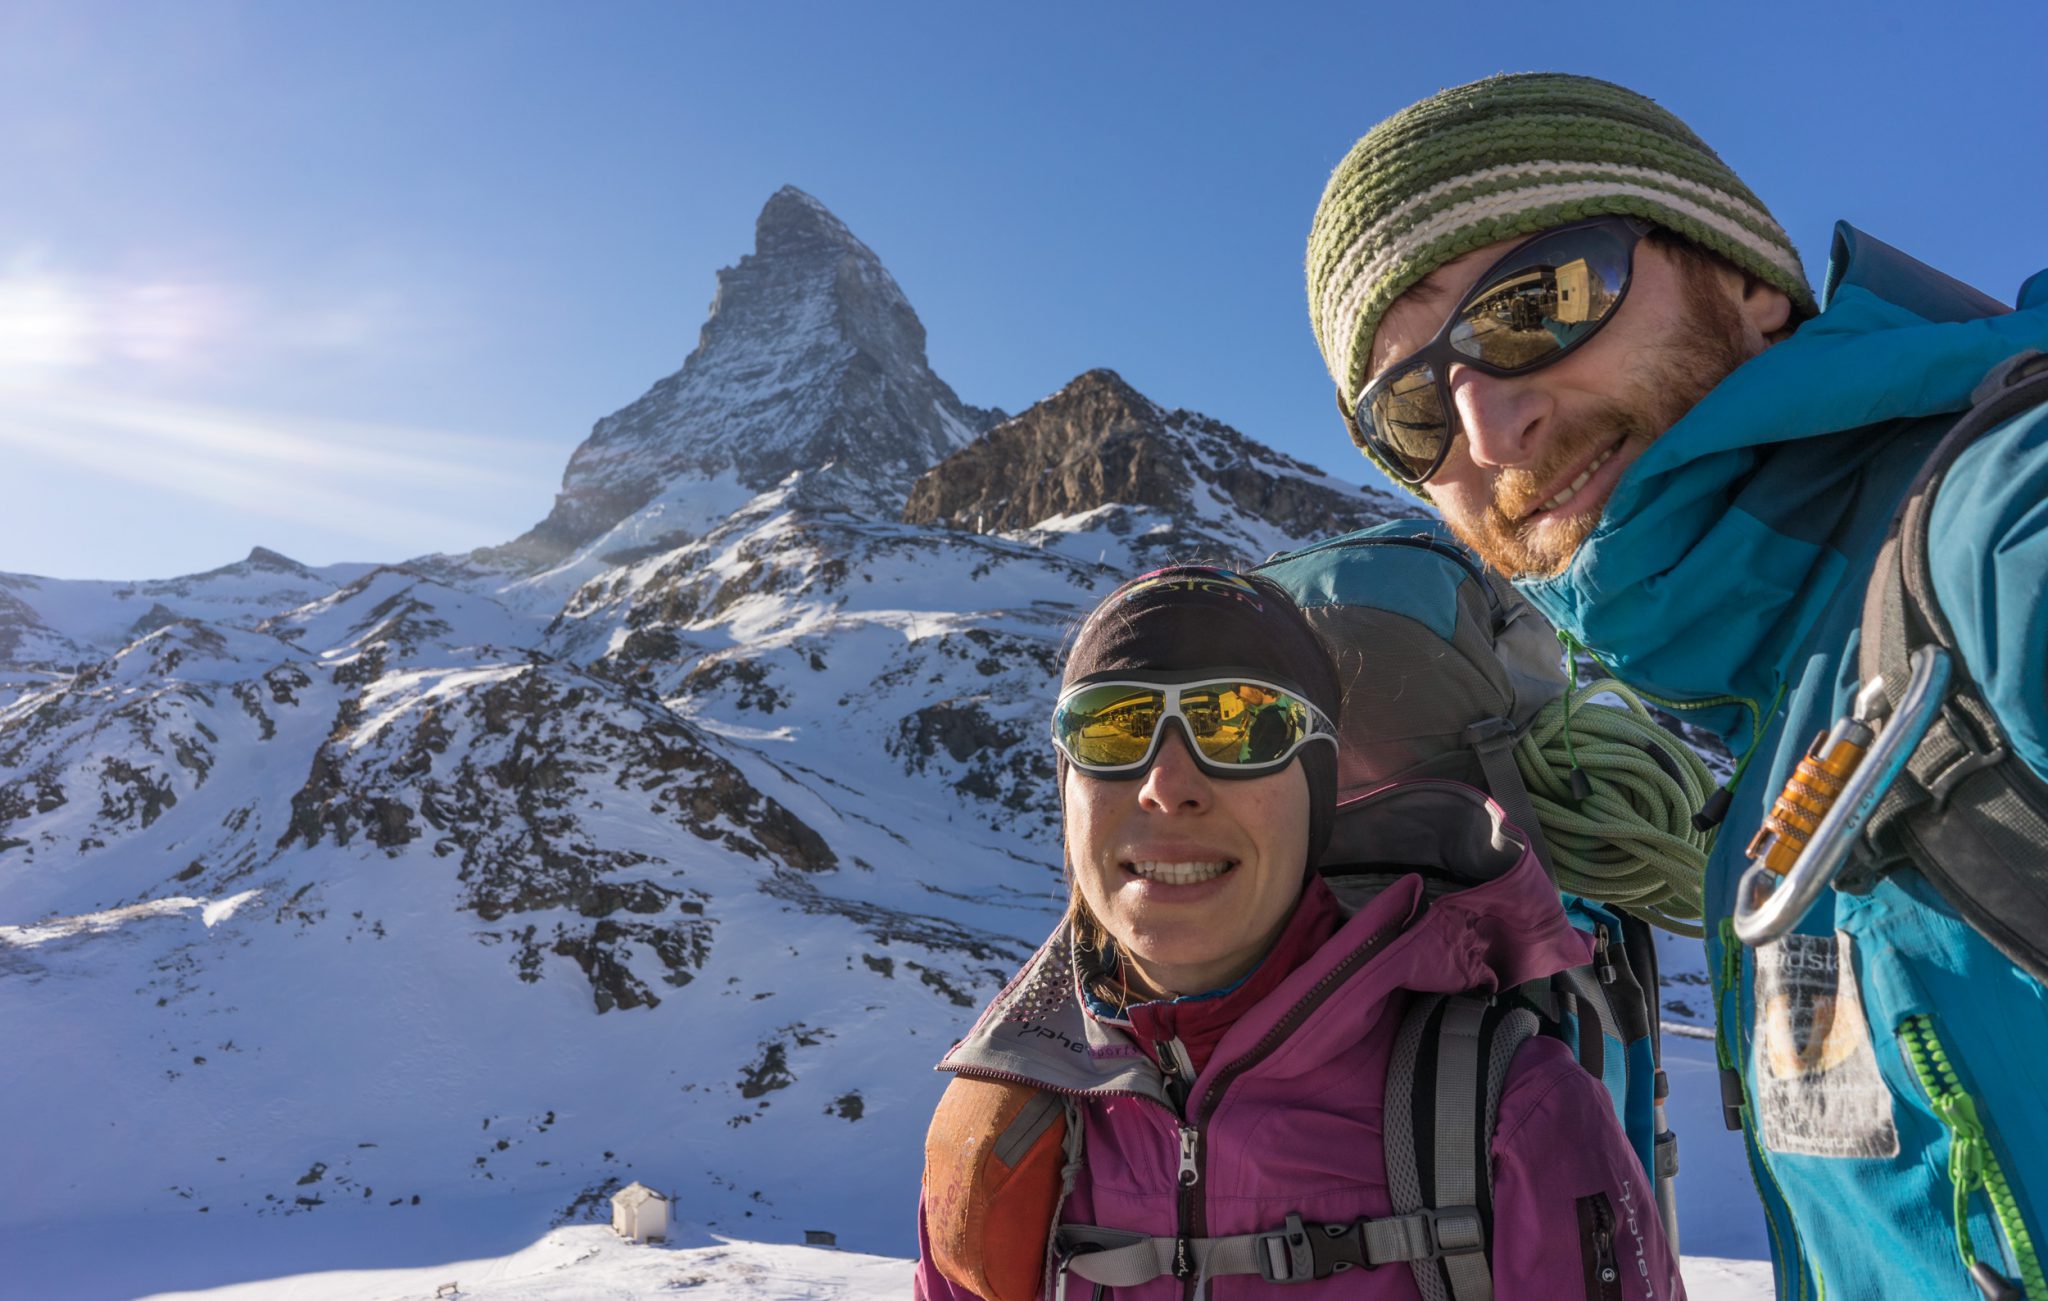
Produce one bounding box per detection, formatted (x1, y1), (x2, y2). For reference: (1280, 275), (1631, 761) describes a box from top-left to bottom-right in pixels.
(1053, 679), (1333, 777)
(1354, 217), (1647, 483)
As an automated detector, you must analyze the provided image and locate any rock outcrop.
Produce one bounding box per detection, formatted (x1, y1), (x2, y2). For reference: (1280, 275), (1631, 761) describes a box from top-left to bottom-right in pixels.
(903, 368), (1406, 559)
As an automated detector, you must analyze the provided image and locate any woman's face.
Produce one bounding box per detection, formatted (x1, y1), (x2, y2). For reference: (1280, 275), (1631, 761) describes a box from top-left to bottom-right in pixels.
(1064, 727), (1310, 999)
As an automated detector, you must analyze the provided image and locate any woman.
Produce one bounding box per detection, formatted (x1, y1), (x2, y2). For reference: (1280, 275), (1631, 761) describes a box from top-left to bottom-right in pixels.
(916, 565), (1681, 1299)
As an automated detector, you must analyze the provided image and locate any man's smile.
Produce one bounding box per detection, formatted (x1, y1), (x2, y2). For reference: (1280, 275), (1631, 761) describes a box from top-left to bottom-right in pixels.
(1526, 434), (1628, 520)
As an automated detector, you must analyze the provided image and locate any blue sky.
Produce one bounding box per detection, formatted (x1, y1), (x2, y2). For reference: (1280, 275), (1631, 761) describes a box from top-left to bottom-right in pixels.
(3, 0), (2042, 579)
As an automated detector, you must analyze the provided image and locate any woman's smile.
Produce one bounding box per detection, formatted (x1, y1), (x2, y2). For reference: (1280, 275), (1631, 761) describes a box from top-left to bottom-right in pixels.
(1067, 731), (1308, 998)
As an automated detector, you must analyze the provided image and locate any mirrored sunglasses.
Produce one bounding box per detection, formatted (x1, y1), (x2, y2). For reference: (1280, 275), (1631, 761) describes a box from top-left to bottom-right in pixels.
(1050, 675), (1336, 779)
(1349, 216), (1653, 485)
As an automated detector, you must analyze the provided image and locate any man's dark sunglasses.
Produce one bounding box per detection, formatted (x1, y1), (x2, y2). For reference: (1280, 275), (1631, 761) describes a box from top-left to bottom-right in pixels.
(1345, 216), (1655, 485)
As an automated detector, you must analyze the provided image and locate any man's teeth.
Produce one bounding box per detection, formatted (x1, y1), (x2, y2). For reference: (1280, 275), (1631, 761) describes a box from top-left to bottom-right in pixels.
(1130, 860), (1232, 885)
(1540, 443), (1618, 513)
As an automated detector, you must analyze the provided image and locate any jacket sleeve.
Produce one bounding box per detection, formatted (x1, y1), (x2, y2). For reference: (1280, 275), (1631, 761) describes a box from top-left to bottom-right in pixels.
(1925, 394), (2048, 783)
(1488, 1036), (1686, 1300)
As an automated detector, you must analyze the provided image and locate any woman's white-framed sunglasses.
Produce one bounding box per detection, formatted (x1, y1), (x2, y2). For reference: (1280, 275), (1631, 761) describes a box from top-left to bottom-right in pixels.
(1051, 672), (1336, 779)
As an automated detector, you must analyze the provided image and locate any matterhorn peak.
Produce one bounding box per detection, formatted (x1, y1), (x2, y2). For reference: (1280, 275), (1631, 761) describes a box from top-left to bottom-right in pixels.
(754, 185), (862, 258)
(487, 189), (1002, 571)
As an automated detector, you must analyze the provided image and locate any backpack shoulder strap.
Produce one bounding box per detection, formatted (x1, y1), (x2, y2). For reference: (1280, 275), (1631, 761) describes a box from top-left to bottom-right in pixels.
(1385, 991), (1540, 1301)
(1464, 716), (1556, 878)
(1857, 349), (2048, 984)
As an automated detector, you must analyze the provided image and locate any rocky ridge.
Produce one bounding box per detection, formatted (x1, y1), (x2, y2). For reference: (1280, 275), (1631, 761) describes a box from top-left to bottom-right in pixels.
(905, 367), (1396, 561)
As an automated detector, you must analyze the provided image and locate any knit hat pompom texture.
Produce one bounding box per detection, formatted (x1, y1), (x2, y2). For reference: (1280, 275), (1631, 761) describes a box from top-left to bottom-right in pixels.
(1308, 73), (1815, 461)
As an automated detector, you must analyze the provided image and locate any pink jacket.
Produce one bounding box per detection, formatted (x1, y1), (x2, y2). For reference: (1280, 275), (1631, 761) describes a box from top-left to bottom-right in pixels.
(917, 788), (1683, 1299)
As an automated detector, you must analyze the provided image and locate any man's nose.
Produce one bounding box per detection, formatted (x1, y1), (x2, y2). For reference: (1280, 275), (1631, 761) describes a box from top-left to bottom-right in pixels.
(1139, 728), (1212, 813)
(1446, 364), (1553, 469)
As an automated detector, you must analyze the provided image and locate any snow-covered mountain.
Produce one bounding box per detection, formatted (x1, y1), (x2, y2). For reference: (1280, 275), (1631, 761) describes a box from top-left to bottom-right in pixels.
(462, 186), (1004, 586)
(0, 188), (1441, 1296)
(0, 547), (373, 693)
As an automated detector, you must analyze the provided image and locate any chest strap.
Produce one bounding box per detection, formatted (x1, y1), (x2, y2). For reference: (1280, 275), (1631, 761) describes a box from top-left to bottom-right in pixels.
(1054, 1206), (1483, 1292)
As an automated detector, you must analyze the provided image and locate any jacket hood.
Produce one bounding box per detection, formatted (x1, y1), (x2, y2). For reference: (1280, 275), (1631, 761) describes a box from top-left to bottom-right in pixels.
(1520, 223), (2048, 739)
(938, 780), (1589, 1100)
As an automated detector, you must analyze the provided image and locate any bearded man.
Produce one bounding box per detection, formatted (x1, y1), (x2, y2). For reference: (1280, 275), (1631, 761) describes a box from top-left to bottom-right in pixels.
(1307, 74), (2048, 1301)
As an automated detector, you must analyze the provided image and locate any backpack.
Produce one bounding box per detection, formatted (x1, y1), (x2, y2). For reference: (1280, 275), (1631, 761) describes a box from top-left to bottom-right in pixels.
(1736, 349), (2048, 972)
(1255, 524), (1696, 1294)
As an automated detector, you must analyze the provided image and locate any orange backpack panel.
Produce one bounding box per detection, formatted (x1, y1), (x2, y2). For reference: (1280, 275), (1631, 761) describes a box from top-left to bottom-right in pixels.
(924, 1075), (1069, 1301)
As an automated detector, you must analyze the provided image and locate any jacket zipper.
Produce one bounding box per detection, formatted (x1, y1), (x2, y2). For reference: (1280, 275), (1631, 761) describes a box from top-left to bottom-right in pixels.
(1714, 919), (1809, 1296)
(1579, 1191), (1623, 1301)
(1898, 1013), (2045, 1298)
(1151, 1034), (1202, 1293)
(1166, 918), (1405, 1298)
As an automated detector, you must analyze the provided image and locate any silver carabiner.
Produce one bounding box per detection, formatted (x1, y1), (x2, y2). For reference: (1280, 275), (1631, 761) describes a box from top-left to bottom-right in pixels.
(1733, 646), (1952, 947)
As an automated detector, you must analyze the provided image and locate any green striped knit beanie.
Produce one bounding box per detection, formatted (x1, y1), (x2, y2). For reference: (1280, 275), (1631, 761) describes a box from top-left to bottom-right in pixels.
(1307, 73), (1815, 486)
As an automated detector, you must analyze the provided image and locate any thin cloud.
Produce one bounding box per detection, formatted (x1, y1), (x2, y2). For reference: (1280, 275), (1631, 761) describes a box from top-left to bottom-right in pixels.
(0, 253), (245, 380)
(4, 386), (544, 490)
(0, 389), (547, 551)
(0, 250), (436, 386)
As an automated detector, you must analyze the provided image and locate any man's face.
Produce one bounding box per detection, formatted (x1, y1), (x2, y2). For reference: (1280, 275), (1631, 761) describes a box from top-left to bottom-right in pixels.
(1366, 233), (1785, 577)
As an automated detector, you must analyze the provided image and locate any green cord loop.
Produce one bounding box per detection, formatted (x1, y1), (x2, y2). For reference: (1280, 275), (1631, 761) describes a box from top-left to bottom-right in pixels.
(1516, 675), (1716, 936)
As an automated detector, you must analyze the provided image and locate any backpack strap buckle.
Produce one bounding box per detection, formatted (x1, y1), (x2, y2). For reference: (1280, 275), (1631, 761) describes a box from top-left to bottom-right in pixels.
(1256, 1212), (1371, 1282)
(1253, 1207), (1486, 1283)
(1417, 1205), (1487, 1258)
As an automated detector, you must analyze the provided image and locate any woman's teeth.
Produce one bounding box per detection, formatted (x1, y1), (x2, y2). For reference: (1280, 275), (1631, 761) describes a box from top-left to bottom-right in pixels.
(1129, 860), (1232, 885)
(1540, 442), (1619, 514)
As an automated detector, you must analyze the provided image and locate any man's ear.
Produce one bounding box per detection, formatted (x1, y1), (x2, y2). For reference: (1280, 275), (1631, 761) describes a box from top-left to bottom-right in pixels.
(1741, 274), (1795, 344)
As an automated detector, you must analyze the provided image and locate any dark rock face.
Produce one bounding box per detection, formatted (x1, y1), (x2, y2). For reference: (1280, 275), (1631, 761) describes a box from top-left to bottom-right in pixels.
(273, 656), (832, 1014)
(903, 369), (1402, 544)
(487, 187), (1002, 568)
(903, 370), (1183, 531)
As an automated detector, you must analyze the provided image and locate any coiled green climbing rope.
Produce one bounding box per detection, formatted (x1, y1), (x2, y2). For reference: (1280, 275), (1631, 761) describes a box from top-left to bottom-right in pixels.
(1515, 677), (1715, 936)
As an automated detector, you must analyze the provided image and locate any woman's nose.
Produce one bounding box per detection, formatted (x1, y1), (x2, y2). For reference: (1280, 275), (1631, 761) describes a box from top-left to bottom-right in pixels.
(1139, 728), (1212, 812)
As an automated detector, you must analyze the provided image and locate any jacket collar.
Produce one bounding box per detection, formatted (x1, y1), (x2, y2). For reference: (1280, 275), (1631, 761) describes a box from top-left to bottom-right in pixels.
(1519, 223), (2048, 738)
(937, 783), (1589, 1098)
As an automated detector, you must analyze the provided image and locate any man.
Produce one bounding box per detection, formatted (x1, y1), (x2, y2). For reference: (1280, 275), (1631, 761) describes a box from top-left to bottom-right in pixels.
(1225, 681), (1297, 764)
(1306, 74), (2048, 1300)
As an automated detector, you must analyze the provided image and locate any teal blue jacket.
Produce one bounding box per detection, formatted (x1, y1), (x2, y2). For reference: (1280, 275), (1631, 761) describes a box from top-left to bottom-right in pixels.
(1522, 225), (2048, 1301)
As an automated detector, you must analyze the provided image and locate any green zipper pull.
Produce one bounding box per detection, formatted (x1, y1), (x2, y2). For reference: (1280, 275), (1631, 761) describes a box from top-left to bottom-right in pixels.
(1937, 1092), (1990, 1262)
(1693, 677), (1789, 832)
(1902, 1015), (2044, 1299)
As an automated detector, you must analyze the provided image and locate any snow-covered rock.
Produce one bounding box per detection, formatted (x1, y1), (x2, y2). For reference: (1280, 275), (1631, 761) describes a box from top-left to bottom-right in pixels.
(0, 546), (365, 684)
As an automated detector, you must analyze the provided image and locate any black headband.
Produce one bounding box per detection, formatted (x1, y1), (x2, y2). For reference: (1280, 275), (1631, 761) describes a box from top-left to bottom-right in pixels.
(1060, 565), (1341, 865)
